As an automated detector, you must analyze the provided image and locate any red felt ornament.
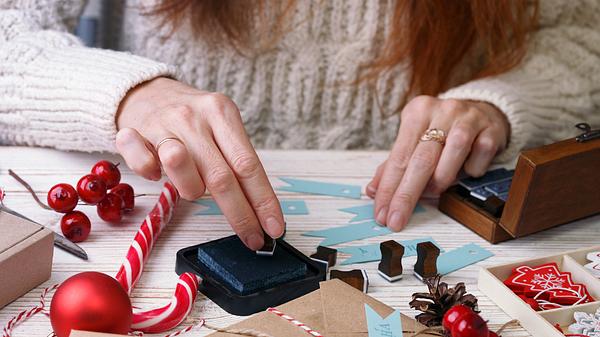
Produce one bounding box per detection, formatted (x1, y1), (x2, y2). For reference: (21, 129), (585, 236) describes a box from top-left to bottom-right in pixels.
(50, 272), (132, 337)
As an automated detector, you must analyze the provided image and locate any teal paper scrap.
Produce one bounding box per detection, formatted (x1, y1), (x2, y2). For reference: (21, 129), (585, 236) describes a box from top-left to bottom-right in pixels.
(437, 243), (494, 276)
(338, 238), (444, 265)
(194, 199), (309, 215)
(365, 304), (403, 337)
(277, 177), (361, 199)
(302, 220), (391, 246)
(340, 203), (426, 223)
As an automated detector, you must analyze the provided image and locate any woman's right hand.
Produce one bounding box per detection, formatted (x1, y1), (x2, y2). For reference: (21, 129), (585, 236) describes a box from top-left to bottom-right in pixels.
(115, 77), (284, 250)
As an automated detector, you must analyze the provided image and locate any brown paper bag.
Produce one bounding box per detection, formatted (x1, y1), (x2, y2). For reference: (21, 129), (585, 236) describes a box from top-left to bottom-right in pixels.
(208, 279), (433, 337)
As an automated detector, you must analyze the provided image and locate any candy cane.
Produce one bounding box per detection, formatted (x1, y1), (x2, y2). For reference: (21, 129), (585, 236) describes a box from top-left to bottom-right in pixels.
(115, 182), (200, 333)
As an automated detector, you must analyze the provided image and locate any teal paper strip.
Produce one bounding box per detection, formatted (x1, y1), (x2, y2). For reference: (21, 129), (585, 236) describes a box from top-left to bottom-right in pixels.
(365, 304), (403, 337)
(194, 199), (309, 215)
(302, 220), (391, 246)
(437, 243), (494, 276)
(340, 203), (425, 223)
(277, 177), (361, 199)
(337, 238), (444, 265)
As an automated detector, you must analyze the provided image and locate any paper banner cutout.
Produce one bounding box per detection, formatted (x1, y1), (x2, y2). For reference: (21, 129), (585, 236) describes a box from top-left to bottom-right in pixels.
(365, 304), (403, 337)
(194, 199), (309, 215)
(303, 220), (392, 246)
(437, 243), (494, 276)
(338, 238), (443, 265)
(340, 203), (425, 223)
(277, 177), (361, 199)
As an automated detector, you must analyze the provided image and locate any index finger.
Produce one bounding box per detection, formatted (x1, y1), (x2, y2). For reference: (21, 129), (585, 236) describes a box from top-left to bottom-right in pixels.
(386, 140), (443, 231)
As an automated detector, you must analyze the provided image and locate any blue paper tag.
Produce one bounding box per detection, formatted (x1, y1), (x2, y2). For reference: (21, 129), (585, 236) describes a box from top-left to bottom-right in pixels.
(338, 238), (444, 265)
(365, 304), (403, 337)
(194, 199), (309, 215)
(302, 220), (392, 246)
(437, 243), (494, 275)
(340, 203), (425, 223)
(277, 177), (361, 199)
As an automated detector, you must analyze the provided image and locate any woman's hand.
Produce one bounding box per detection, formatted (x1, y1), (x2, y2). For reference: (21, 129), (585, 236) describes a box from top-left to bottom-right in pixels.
(366, 95), (510, 231)
(115, 77), (284, 250)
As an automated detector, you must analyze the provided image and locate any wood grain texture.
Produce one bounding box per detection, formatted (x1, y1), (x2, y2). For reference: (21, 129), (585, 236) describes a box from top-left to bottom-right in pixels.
(1, 146), (599, 336)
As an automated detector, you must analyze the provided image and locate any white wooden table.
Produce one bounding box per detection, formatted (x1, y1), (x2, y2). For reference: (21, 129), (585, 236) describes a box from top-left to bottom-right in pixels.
(1, 146), (598, 337)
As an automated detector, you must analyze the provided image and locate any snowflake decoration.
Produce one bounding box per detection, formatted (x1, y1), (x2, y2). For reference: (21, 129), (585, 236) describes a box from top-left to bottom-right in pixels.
(569, 308), (600, 337)
(531, 273), (565, 289)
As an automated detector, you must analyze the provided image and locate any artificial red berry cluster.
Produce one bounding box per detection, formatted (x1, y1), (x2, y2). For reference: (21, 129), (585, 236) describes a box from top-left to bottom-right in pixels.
(46, 160), (135, 242)
(443, 305), (498, 337)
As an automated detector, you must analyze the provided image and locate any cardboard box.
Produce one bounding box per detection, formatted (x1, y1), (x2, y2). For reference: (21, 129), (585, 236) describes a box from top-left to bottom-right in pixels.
(478, 245), (600, 337)
(0, 211), (54, 308)
(439, 136), (600, 243)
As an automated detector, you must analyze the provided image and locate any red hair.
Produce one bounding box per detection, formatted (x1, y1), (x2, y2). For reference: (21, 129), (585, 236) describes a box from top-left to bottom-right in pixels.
(151, 0), (538, 98)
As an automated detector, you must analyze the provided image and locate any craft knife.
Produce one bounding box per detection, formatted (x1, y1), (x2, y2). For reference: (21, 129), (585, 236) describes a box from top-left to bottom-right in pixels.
(0, 204), (88, 260)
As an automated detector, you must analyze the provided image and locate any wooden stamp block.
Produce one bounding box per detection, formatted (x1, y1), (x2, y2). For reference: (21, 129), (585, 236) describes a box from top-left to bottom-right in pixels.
(310, 246), (337, 268)
(414, 241), (440, 281)
(378, 240), (404, 282)
(330, 269), (368, 293)
(256, 232), (276, 256)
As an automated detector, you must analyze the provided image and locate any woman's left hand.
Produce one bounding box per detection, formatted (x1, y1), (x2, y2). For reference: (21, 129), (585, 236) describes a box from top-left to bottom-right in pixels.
(366, 95), (510, 231)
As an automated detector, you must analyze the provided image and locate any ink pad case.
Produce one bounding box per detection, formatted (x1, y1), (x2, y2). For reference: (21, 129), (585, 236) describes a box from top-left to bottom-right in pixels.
(175, 235), (326, 315)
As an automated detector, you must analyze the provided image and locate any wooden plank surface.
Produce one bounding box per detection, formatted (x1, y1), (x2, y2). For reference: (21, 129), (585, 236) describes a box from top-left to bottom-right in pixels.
(1, 146), (598, 336)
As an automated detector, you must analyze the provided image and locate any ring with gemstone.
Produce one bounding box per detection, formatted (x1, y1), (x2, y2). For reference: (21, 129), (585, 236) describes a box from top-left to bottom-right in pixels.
(420, 128), (447, 145)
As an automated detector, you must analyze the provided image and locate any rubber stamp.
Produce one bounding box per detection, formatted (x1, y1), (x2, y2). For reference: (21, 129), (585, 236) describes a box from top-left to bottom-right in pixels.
(378, 240), (404, 282)
(414, 241), (440, 281)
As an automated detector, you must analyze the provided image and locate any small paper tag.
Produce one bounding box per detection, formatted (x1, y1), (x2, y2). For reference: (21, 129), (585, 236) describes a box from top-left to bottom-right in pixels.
(365, 304), (403, 337)
(194, 199), (309, 215)
(338, 238), (444, 265)
(302, 220), (392, 246)
(340, 203), (425, 223)
(437, 243), (494, 275)
(277, 177), (361, 199)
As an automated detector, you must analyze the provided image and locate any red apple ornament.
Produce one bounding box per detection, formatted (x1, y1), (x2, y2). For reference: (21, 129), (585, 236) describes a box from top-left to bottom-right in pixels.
(47, 183), (79, 213)
(77, 174), (107, 205)
(97, 192), (123, 223)
(50, 272), (132, 337)
(91, 160), (121, 189)
(60, 211), (91, 242)
(110, 183), (135, 212)
(443, 304), (474, 332)
(451, 311), (489, 337)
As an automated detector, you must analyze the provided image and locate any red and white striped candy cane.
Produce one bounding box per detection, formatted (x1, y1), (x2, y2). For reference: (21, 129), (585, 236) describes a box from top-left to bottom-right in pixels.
(115, 182), (200, 333)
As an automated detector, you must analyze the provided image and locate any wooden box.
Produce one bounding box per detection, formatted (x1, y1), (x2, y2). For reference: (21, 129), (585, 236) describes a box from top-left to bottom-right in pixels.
(439, 136), (600, 243)
(478, 246), (600, 337)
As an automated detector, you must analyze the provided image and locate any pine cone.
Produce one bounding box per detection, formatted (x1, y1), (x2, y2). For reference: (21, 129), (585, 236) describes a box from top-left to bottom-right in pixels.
(409, 275), (479, 328)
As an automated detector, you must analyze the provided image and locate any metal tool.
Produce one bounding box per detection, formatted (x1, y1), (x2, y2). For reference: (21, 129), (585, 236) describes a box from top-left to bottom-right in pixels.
(0, 204), (88, 260)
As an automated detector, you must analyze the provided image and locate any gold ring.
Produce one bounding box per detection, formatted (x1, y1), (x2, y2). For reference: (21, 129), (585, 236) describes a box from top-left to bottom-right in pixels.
(420, 128), (446, 145)
(155, 137), (183, 152)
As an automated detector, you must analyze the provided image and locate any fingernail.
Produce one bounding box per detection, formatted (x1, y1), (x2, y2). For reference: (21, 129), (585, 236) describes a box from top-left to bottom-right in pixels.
(388, 211), (404, 231)
(246, 233), (264, 250)
(265, 217), (283, 238)
(376, 206), (388, 225)
(367, 185), (376, 196)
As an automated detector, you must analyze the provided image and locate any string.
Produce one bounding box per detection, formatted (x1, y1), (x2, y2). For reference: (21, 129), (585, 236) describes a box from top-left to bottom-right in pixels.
(7, 169), (52, 210)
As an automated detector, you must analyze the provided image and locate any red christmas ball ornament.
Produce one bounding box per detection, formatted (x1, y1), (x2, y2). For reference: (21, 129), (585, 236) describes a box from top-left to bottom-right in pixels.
(91, 161), (121, 189)
(77, 174), (107, 205)
(451, 311), (489, 337)
(47, 183), (79, 213)
(97, 192), (123, 223)
(110, 183), (135, 212)
(443, 304), (474, 332)
(60, 211), (91, 243)
(50, 272), (132, 337)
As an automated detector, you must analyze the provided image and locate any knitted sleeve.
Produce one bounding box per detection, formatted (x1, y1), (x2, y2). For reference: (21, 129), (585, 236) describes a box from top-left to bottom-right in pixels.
(439, 0), (600, 163)
(0, 0), (177, 152)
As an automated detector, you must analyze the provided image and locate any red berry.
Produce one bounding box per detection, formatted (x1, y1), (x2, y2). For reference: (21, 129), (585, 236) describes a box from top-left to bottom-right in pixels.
(110, 183), (134, 212)
(77, 174), (107, 205)
(451, 312), (489, 337)
(91, 160), (121, 189)
(97, 193), (123, 223)
(47, 183), (79, 213)
(60, 211), (91, 242)
(488, 332), (499, 337)
(443, 305), (474, 332)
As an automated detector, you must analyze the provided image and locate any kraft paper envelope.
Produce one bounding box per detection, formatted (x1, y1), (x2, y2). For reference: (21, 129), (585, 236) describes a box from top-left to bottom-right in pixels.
(209, 279), (434, 337)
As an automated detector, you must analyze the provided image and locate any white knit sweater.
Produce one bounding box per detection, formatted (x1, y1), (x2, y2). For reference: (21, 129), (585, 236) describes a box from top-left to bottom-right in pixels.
(1, 0), (599, 163)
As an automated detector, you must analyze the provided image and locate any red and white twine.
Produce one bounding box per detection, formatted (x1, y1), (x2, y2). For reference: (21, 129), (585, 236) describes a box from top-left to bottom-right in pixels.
(2, 284), (58, 337)
(266, 307), (324, 337)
